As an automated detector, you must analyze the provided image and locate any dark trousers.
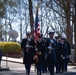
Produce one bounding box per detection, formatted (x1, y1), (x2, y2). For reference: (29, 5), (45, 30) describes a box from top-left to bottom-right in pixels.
(47, 54), (55, 75)
(42, 59), (47, 73)
(56, 57), (62, 73)
(48, 62), (54, 75)
(37, 64), (42, 75)
(63, 58), (68, 71)
(25, 63), (31, 75)
(60, 57), (68, 73)
(56, 64), (60, 73)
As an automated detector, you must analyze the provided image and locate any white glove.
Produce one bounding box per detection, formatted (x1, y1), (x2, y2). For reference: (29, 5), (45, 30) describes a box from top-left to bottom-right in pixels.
(35, 48), (38, 51)
(69, 55), (71, 58)
(66, 56), (69, 58)
(63, 57), (65, 59)
(48, 46), (52, 49)
(28, 38), (31, 41)
(61, 55), (63, 57)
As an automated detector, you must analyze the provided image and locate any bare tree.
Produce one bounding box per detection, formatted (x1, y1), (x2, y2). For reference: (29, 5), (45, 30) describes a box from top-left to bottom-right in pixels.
(28, 0), (34, 38)
(74, 0), (76, 62)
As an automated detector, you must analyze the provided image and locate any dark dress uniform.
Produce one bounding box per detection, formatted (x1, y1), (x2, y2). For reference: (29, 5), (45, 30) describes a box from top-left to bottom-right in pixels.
(42, 38), (48, 73)
(21, 37), (35, 75)
(46, 38), (56, 75)
(55, 41), (62, 73)
(61, 40), (69, 72)
(36, 37), (46, 75)
(65, 41), (71, 62)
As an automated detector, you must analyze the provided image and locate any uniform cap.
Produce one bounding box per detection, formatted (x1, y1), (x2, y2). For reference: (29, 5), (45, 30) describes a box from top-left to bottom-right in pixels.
(39, 34), (43, 38)
(55, 36), (60, 39)
(49, 31), (54, 35)
(61, 37), (65, 40)
(26, 32), (30, 35)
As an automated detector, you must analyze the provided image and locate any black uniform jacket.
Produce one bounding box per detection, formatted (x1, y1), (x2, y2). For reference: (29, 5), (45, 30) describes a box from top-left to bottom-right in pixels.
(61, 43), (69, 60)
(36, 40), (46, 65)
(56, 42), (62, 64)
(21, 38), (35, 64)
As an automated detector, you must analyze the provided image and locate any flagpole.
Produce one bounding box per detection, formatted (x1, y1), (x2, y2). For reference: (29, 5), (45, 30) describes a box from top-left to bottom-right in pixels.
(36, 3), (39, 14)
(34, 3), (40, 43)
(41, 0), (42, 34)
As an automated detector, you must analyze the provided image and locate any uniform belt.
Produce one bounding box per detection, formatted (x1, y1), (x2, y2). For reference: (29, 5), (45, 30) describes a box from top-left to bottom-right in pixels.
(48, 51), (54, 54)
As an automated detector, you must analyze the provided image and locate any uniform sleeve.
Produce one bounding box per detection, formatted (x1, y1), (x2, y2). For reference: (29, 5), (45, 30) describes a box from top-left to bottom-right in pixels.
(67, 42), (71, 55)
(31, 39), (36, 47)
(21, 39), (25, 50)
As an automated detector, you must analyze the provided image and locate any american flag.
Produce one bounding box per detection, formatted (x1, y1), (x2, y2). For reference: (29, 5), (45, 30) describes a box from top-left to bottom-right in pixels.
(34, 6), (40, 43)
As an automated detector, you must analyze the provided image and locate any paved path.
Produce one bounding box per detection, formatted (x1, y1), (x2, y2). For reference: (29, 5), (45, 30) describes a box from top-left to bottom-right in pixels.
(0, 56), (76, 75)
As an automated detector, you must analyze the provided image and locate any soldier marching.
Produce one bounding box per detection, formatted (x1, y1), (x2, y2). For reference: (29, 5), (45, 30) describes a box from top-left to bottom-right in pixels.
(21, 31), (71, 75)
(21, 32), (35, 75)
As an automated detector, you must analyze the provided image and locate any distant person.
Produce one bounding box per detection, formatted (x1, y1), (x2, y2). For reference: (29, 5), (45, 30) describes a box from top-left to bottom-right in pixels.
(55, 36), (62, 73)
(61, 37), (69, 72)
(46, 31), (56, 75)
(0, 48), (3, 68)
(21, 32), (35, 75)
(64, 38), (71, 62)
(35, 34), (46, 75)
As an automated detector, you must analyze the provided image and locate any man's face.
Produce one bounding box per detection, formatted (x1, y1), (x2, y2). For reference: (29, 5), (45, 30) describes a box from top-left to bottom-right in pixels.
(57, 38), (61, 42)
(27, 34), (30, 38)
(49, 34), (54, 38)
(61, 39), (65, 43)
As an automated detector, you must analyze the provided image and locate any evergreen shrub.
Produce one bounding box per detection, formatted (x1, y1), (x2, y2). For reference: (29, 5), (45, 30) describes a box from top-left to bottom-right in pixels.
(0, 42), (22, 54)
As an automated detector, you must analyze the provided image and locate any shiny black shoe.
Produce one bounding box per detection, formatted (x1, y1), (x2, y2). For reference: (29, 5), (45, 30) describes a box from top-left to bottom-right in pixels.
(50, 73), (54, 75)
(37, 72), (41, 75)
(26, 70), (29, 75)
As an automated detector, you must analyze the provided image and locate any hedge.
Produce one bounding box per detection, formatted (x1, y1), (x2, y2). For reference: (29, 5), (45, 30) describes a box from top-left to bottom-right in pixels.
(0, 42), (22, 54)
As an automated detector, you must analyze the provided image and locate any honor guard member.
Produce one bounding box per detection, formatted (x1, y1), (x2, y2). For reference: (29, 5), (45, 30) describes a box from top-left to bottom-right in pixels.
(21, 32), (35, 75)
(46, 31), (56, 75)
(35, 34), (46, 75)
(61, 37), (69, 72)
(64, 38), (71, 63)
(55, 36), (62, 73)
(42, 38), (48, 73)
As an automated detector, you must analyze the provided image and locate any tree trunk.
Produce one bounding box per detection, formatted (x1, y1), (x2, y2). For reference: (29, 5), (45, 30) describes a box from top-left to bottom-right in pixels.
(74, 0), (76, 62)
(28, 0), (34, 38)
(66, 14), (72, 48)
(65, 1), (72, 48)
(74, 15), (76, 62)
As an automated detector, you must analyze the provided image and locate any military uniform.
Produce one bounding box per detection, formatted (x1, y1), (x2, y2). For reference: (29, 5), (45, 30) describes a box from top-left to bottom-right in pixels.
(55, 37), (62, 73)
(36, 35), (46, 75)
(46, 32), (56, 75)
(21, 38), (35, 64)
(61, 38), (69, 72)
(64, 41), (71, 62)
(21, 32), (35, 75)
